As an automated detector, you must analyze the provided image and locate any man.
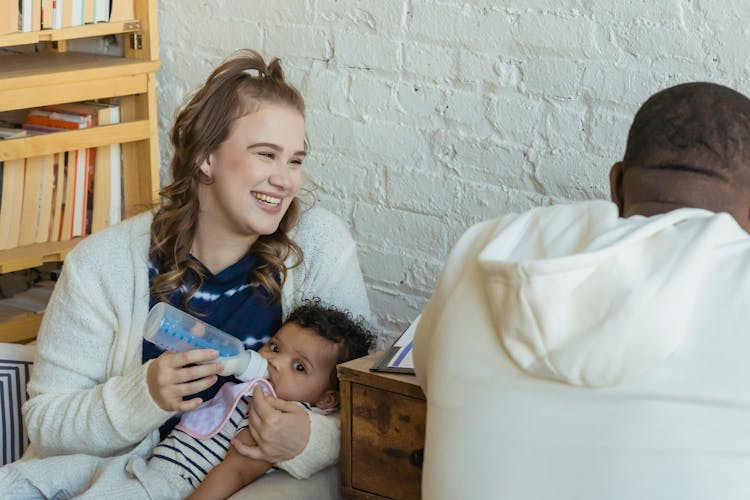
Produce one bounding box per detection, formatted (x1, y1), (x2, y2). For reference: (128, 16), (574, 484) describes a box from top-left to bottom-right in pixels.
(413, 82), (750, 500)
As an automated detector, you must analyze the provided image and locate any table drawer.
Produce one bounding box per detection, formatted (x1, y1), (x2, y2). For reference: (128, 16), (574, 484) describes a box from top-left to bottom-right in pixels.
(351, 383), (426, 499)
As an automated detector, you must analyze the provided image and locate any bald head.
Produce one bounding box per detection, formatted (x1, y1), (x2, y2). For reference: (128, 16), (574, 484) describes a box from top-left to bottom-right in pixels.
(611, 82), (750, 232)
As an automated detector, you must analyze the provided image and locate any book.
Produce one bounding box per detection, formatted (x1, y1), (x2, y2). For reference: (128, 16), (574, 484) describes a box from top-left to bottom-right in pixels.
(60, 0), (74, 27)
(70, 0), (83, 26)
(60, 151), (76, 241)
(71, 147), (89, 237)
(53, 0), (63, 29)
(25, 109), (90, 130)
(18, 156), (43, 246)
(41, 0), (53, 29)
(108, 0), (133, 22)
(49, 153), (64, 242)
(33, 0), (42, 30)
(21, 123), (66, 134)
(370, 315), (421, 375)
(35, 154), (55, 243)
(0, 158), (25, 250)
(0, 0), (19, 34)
(84, 0), (94, 23)
(20, 0), (41, 32)
(92, 0), (108, 22)
(0, 127), (26, 139)
(107, 106), (122, 226)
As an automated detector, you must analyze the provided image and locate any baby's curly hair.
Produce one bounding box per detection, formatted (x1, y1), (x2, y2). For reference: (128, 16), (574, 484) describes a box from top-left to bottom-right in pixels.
(285, 299), (375, 390)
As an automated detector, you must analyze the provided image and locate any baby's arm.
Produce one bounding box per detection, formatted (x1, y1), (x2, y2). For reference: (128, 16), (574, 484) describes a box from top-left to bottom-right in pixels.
(187, 428), (272, 500)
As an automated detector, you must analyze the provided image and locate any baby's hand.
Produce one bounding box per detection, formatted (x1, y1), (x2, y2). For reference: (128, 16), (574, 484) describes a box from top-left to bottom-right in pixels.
(146, 349), (223, 412)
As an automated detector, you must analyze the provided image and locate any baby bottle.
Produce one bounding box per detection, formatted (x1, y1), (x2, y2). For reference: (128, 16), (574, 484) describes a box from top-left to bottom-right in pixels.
(143, 302), (268, 381)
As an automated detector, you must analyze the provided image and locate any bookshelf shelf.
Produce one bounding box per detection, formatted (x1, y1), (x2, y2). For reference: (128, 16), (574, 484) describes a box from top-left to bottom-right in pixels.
(0, 20), (141, 47)
(0, 0), (159, 343)
(0, 313), (43, 344)
(0, 121), (151, 161)
(0, 239), (80, 274)
(0, 53), (160, 112)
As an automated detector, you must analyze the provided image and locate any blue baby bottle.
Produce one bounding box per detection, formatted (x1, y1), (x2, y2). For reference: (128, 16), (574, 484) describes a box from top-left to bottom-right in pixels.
(143, 302), (268, 381)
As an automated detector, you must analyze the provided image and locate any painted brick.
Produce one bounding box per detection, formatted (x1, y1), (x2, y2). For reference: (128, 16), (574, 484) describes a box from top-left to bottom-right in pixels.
(352, 203), (450, 257)
(302, 65), (351, 116)
(305, 154), (387, 205)
(334, 32), (400, 73)
(386, 168), (460, 219)
(513, 11), (600, 58)
(231, 0), (310, 24)
(265, 25), (331, 60)
(528, 148), (610, 200)
(580, 62), (662, 107)
(395, 82), (444, 121)
(520, 58), (584, 99)
(409, 2), (516, 52)
(490, 93), (544, 146)
(349, 77), (394, 119)
(430, 130), (535, 190)
(586, 0), (683, 23)
(403, 41), (457, 82)
(585, 107), (632, 158)
(540, 102), (588, 152)
(457, 50), (521, 88)
(442, 89), (491, 132)
(315, 0), (405, 36)
(354, 121), (431, 165)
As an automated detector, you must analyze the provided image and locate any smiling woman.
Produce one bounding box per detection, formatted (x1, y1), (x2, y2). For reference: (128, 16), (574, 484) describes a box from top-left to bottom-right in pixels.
(0, 50), (372, 498)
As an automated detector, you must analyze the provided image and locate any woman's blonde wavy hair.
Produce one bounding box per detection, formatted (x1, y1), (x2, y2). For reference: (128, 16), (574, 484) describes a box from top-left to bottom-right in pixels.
(150, 50), (305, 309)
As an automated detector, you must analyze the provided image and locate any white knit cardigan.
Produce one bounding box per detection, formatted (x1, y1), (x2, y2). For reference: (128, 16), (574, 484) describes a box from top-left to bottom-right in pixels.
(22, 206), (372, 480)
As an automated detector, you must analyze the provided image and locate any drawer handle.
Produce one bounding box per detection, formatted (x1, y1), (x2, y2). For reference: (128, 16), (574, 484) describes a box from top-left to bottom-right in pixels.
(408, 449), (424, 468)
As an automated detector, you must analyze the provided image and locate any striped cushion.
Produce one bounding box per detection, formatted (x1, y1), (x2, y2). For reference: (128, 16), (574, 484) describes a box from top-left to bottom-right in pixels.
(0, 343), (34, 466)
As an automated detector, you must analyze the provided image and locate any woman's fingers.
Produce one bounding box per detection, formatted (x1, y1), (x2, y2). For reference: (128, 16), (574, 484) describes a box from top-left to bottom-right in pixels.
(166, 349), (219, 368)
(175, 374), (218, 396)
(249, 385), (273, 421)
(175, 362), (223, 384)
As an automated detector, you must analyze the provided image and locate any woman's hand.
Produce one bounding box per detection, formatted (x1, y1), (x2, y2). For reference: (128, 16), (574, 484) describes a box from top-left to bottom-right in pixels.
(146, 349), (222, 412)
(233, 386), (310, 462)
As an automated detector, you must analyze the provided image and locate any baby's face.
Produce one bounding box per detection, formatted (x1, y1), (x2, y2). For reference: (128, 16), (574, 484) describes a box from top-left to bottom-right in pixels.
(257, 322), (339, 405)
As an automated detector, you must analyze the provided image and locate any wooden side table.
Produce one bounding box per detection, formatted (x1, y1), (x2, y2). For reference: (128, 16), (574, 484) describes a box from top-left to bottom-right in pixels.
(338, 352), (426, 499)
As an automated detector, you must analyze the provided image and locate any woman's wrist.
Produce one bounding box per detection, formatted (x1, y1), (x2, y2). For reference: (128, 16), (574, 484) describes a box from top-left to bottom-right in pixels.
(276, 410), (338, 479)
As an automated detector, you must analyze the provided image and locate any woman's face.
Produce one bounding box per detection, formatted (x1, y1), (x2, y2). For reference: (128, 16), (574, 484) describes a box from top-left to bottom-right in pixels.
(198, 104), (306, 239)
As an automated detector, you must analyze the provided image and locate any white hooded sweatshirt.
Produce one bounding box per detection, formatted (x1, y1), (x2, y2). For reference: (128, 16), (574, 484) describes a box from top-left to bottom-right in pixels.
(414, 200), (750, 500)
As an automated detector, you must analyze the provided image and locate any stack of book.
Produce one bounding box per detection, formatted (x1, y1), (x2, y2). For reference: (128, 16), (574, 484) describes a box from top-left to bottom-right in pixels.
(0, 101), (122, 250)
(1, 0), (135, 34)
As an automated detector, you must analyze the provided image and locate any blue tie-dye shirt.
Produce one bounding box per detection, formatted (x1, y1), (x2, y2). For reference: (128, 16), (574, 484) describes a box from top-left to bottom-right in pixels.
(142, 251), (281, 437)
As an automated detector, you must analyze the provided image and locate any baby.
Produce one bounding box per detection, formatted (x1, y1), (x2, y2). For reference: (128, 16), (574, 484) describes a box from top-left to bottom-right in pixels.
(166, 300), (375, 499)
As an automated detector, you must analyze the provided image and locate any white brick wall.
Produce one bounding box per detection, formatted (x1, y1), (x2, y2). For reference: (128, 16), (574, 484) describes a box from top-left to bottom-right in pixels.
(157, 0), (750, 345)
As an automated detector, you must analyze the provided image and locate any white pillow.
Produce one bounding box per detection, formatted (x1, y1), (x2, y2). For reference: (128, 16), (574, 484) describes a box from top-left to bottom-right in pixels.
(0, 342), (34, 466)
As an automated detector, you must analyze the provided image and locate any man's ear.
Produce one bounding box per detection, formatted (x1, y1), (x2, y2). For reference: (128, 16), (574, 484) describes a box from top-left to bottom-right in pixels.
(610, 162), (625, 215)
(314, 390), (339, 411)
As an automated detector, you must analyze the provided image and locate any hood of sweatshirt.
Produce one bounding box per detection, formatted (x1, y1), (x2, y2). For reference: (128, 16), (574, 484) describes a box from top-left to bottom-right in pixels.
(477, 200), (747, 387)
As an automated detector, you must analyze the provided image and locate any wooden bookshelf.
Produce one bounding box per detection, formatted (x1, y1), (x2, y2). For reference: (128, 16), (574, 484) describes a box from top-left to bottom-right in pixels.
(0, 121), (151, 159)
(0, 313), (43, 344)
(0, 20), (142, 47)
(0, 239), (79, 274)
(0, 52), (160, 111)
(0, 0), (159, 343)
